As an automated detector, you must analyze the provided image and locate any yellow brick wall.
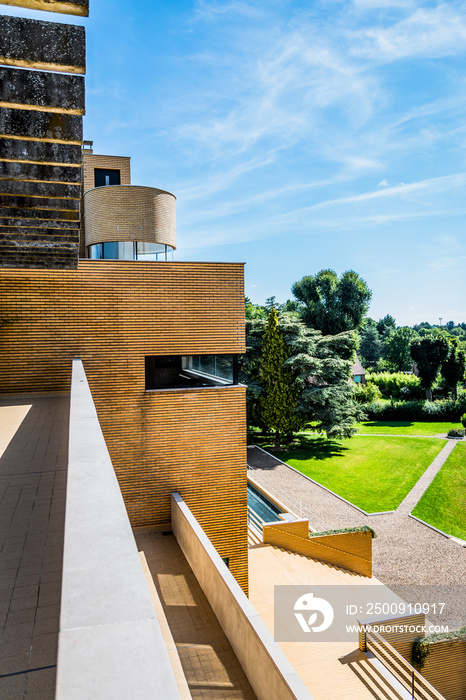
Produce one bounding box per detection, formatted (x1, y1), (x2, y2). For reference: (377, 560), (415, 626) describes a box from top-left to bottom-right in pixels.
(84, 185), (176, 249)
(83, 153), (131, 192)
(0, 260), (248, 592)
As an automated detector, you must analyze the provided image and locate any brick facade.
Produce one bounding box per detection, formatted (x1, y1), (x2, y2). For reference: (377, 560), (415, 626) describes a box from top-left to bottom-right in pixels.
(0, 260), (249, 592)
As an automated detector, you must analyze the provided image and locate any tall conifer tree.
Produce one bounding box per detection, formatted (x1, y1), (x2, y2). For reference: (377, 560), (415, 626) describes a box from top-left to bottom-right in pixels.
(258, 309), (300, 448)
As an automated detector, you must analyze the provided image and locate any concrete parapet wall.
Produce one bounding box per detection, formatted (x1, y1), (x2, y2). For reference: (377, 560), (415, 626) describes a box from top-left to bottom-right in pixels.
(263, 522), (372, 577)
(0, 15), (85, 72)
(171, 492), (315, 700)
(84, 185), (176, 249)
(56, 359), (181, 700)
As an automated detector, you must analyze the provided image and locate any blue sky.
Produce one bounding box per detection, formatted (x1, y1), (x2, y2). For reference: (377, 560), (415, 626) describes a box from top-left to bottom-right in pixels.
(5, 0), (466, 325)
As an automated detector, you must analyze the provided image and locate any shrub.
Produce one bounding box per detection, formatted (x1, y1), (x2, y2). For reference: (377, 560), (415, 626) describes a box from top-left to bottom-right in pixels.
(309, 525), (376, 539)
(447, 429), (465, 438)
(353, 382), (382, 404)
(461, 413), (466, 429)
(365, 371), (423, 399)
(365, 396), (466, 422)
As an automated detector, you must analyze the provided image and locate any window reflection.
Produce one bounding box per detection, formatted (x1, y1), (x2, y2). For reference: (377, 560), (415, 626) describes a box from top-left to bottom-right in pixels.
(145, 355), (238, 390)
(88, 242), (174, 261)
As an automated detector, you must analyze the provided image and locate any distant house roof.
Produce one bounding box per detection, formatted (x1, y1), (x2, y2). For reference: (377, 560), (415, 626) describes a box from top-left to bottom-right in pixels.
(351, 357), (365, 376)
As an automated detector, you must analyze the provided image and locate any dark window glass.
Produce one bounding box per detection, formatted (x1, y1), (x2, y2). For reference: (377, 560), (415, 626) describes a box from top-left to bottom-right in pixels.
(145, 355), (238, 390)
(94, 168), (121, 187)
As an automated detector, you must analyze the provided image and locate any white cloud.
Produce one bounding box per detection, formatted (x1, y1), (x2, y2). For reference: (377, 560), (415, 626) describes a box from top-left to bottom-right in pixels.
(377, 179), (389, 186)
(194, 0), (262, 20)
(352, 4), (466, 61)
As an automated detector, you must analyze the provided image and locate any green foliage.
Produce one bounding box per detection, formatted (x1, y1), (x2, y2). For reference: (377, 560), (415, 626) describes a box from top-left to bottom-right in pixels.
(353, 382), (382, 404)
(365, 394), (466, 421)
(412, 627), (466, 670)
(292, 269), (372, 335)
(257, 309), (302, 447)
(461, 413), (466, 429)
(309, 525), (376, 538)
(440, 342), (466, 399)
(245, 296), (267, 319)
(412, 638), (431, 670)
(447, 429), (465, 437)
(242, 312), (363, 441)
(376, 314), (396, 341)
(365, 371), (422, 399)
(384, 326), (419, 371)
(359, 325), (383, 367)
(411, 335), (450, 399)
(356, 421), (463, 436)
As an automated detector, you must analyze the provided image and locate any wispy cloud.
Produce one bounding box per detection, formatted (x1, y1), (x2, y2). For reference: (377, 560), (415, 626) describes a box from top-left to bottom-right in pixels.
(352, 4), (466, 61)
(194, 0), (263, 20)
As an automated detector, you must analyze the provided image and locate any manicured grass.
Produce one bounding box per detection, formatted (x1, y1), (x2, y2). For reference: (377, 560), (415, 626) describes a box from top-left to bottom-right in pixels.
(355, 421), (462, 436)
(412, 441), (466, 540)
(267, 435), (446, 513)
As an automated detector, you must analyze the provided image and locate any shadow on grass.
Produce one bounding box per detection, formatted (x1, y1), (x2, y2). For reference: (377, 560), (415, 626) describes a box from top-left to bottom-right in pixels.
(250, 433), (347, 462)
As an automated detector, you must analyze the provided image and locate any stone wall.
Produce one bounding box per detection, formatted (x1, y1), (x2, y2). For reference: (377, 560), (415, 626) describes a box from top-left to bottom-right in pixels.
(0, 12), (86, 268)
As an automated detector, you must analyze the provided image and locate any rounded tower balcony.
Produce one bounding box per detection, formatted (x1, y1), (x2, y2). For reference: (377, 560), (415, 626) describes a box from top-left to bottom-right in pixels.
(84, 185), (176, 261)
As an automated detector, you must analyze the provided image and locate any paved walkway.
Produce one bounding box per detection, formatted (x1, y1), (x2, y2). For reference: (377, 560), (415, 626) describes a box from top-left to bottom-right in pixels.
(136, 530), (256, 700)
(0, 395), (69, 700)
(247, 445), (466, 628)
(396, 439), (457, 515)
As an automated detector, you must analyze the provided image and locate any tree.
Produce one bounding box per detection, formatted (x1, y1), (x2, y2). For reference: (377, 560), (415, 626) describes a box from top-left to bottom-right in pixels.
(359, 324), (383, 367)
(244, 297), (267, 320)
(242, 312), (364, 441)
(384, 327), (418, 371)
(440, 341), (465, 399)
(292, 269), (372, 335)
(376, 314), (396, 342)
(410, 336), (449, 400)
(256, 309), (301, 448)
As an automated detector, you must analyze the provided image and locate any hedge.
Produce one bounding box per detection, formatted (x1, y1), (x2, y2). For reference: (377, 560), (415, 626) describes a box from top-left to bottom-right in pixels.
(366, 371), (423, 399)
(309, 525), (377, 539)
(365, 395), (466, 422)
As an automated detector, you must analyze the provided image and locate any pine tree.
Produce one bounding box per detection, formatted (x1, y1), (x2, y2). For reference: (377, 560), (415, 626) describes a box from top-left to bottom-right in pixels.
(257, 309), (300, 448)
(242, 311), (363, 442)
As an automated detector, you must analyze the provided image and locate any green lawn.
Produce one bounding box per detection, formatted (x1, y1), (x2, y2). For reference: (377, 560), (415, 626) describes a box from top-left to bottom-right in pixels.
(355, 421), (462, 436)
(412, 441), (466, 540)
(267, 435), (446, 513)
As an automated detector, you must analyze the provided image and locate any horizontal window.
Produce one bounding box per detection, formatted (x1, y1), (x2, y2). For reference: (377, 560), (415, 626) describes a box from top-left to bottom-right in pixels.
(89, 242), (174, 261)
(145, 355), (238, 390)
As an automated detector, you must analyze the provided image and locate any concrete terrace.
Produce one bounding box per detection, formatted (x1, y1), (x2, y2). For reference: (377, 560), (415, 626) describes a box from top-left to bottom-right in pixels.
(0, 395), (69, 700)
(136, 530), (256, 700)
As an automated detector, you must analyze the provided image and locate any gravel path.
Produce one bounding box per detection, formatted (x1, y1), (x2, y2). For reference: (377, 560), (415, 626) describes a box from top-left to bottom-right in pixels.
(247, 445), (466, 627)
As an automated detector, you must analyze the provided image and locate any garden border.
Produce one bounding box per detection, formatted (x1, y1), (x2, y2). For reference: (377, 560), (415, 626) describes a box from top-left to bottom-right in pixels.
(250, 445), (396, 517)
(408, 514), (466, 548)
